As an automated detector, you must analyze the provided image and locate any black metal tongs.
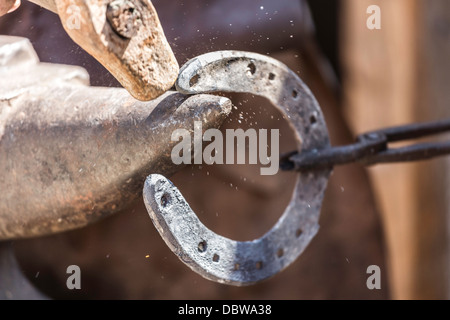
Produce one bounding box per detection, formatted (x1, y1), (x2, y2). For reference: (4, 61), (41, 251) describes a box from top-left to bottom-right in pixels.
(281, 119), (450, 171)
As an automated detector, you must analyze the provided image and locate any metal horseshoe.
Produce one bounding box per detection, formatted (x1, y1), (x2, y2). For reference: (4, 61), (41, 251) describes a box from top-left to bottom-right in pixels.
(143, 51), (331, 286)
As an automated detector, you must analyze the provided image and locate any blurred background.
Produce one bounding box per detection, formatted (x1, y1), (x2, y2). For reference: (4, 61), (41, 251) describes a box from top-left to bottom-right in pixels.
(0, 0), (449, 299)
(340, 0), (450, 300)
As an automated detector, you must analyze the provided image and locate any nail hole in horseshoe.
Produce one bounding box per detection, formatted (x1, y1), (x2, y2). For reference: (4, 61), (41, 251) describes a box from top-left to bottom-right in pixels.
(296, 228), (303, 238)
(268, 73), (276, 80)
(246, 62), (256, 76)
(189, 74), (200, 87)
(234, 263), (240, 270)
(255, 261), (263, 270)
(310, 114), (317, 125)
(292, 90), (298, 99)
(198, 240), (207, 253)
(160, 193), (171, 207)
(277, 248), (284, 258)
(213, 254), (220, 262)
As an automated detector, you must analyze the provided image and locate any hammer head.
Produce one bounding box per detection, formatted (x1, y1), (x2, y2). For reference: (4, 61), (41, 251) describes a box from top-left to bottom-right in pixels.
(55, 0), (179, 101)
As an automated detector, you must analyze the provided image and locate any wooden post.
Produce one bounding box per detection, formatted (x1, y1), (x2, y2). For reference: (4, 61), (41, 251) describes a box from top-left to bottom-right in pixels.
(340, 0), (450, 299)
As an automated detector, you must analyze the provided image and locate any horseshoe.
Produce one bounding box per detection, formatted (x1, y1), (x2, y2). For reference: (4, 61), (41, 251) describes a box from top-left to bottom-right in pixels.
(143, 51), (331, 285)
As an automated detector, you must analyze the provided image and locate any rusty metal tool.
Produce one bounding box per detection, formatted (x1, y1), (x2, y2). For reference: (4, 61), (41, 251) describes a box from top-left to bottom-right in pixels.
(143, 51), (331, 285)
(0, 36), (232, 239)
(25, 0), (179, 101)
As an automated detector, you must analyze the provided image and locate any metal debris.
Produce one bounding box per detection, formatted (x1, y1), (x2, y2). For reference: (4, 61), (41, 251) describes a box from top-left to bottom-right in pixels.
(143, 51), (331, 285)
